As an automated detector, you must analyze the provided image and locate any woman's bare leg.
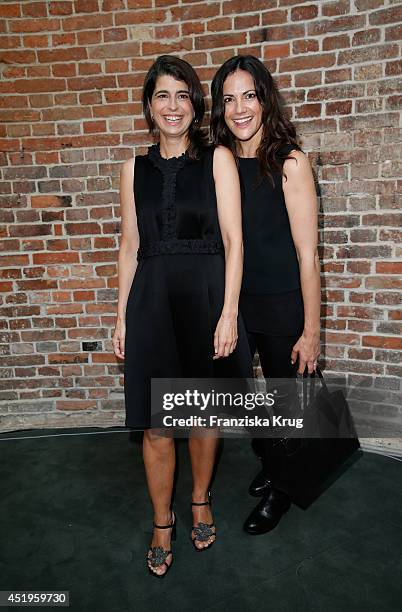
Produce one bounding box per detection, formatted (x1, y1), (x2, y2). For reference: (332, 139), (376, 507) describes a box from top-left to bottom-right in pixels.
(188, 431), (219, 549)
(143, 429), (175, 575)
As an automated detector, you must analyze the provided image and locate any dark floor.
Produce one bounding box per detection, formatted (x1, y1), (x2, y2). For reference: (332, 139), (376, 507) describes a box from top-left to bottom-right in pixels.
(0, 428), (401, 612)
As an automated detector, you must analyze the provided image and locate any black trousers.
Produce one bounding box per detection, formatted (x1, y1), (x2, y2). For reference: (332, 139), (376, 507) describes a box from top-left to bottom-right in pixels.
(247, 332), (300, 478)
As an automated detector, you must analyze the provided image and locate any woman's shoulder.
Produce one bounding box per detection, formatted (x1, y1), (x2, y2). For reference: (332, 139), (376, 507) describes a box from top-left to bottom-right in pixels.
(121, 157), (135, 170)
(277, 142), (304, 157)
(120, 157), (135, 182)
(208, 144), (236, 165)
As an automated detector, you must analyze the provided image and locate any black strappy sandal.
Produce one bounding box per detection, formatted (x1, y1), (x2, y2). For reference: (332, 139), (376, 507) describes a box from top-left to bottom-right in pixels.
(147, 512), (176, 578)
(191, 492), (216, 552)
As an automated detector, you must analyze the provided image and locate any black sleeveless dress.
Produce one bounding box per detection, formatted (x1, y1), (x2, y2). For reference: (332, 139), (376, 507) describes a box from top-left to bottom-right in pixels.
(124, 144), (253, 429)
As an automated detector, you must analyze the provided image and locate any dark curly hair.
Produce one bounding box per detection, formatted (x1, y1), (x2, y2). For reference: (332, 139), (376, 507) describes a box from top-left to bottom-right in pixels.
(211, 55), (300, 185)
(142, 55), (207, 159)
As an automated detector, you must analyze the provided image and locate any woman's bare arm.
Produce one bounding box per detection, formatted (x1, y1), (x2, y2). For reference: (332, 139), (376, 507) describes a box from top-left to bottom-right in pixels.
(213, 145), (244, 358)
(113, 158), (139, 359)
(282, 150), (321, 374)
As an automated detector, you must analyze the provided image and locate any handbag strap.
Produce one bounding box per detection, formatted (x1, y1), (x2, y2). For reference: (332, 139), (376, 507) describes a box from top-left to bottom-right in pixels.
(302, 366), (330, 410)
(315, 366), (331, 395)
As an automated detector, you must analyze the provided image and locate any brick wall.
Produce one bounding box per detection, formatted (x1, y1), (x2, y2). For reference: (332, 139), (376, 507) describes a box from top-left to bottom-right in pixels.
(0, 0), (401, 433)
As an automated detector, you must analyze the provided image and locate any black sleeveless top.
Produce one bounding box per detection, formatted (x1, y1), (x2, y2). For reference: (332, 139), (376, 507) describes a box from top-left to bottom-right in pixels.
(239, 143), (302, 294)
(134, 144), (224, 260)
(238, 143), (304, 336)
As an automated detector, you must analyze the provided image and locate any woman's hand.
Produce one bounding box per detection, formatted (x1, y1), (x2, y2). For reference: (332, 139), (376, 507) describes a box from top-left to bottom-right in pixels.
(291, 330), (320, 374)
(113, 318), (126, 360)
(213, 313), (238, 359)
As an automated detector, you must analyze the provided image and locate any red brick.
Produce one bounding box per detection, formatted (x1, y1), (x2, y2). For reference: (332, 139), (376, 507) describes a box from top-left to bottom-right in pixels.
(0, 3), (21, 17)
(115, 10), (169, 26)
(295, 72), (322, 87)
(385, 24), (402, 41)
(385, 60), (402, 76)
(261, 10), (288, 25)
(104, 28), (127, 43)
(352, 28), (381, 46)
(292, 39), (319, 54)
(325, 68), (352, 83)
(234, 14), (260, 29)
(337, 306), (384, 320)
(195, 32), (246, 50)
(78, 63), (102, 76)
(83, 121), (107, 133)
(0, 34), (21, 48)
(172, 3), (220, 21)
(369, 6), (402, 26)
(296, 103), (321, 118)
(0, 50), (36, 64)
(63, 14), (113, 31)
(74, 0), (99, 12)
(376, 262), (402, 274)
(362, 213), (401, 227)
(308, 16), (366, 36)
(259, 24), (305, 41)
(348, 348), (373, 360)
(9, 18), (61, 33)
(325, 332), (360, 345)
(87, 42), (140, 59)
(263, 43), (290, 59)
(323, 34), (350, 50)
(22, 2), (47, 17)
(223, 0), (277, 15)
(388, 311), (402, 321)
(326, 100), (352, 115)
(38, 47), (87, 63)
(355, 0), (384, 8)
(322, 0), (350, 16)
(127, 0), (152, 7)
(291, 4), (318, 20)
(338, 44), (399, 66)
(76, 30), (102, 45)
(182, 21), (205, 36)
(375, 292), (401, 305)
(280, 53), (336, 72)
(363, 336), (402, 350)
(350, 292), (374, 304)
(207, 18), (233, 33)
(49, 2), (73, 15)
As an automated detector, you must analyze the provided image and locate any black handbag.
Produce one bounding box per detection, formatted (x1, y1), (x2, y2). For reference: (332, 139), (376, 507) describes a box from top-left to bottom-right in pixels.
(266, 367), (361, 510)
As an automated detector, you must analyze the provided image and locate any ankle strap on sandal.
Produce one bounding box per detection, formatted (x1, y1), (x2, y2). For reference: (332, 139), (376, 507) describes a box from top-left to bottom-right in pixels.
(153, 512), (175, 529)
(191, 492), (211, 507)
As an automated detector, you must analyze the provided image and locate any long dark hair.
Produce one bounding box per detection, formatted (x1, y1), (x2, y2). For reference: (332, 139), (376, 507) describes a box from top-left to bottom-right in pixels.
(211, 55), (299, 184)
(142, 55), (207, 159)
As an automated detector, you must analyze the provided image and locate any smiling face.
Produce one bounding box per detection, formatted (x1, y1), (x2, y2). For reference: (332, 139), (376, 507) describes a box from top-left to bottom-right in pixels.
(223, 69), (263, 148)
(149, 74), (195, 139)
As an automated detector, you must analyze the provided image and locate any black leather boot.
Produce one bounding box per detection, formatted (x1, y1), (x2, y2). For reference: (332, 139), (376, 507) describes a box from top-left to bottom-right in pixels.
(248, 469), (273, 497)
(243, 488), (291, 535)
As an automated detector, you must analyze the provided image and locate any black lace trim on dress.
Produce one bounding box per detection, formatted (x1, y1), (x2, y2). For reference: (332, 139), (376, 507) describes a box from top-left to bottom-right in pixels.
(147, 144), (189, 241)
(137, 239), (224, 260)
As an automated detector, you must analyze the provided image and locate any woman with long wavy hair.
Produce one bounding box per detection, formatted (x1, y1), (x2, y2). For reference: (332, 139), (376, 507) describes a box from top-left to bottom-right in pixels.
(211, 55), (321, 535)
